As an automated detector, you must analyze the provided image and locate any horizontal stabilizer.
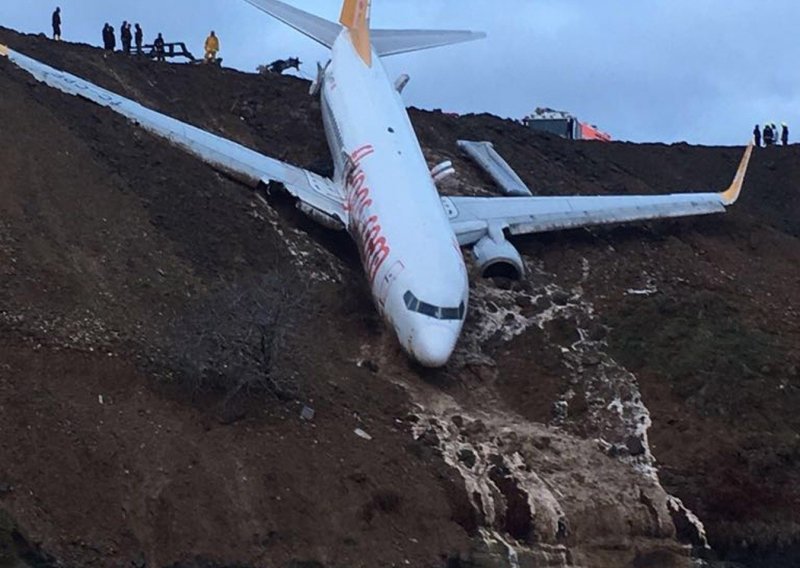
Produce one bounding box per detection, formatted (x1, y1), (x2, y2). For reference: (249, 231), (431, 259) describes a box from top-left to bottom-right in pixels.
(243, 0), (341, 48)
(372, 29), (486, 57)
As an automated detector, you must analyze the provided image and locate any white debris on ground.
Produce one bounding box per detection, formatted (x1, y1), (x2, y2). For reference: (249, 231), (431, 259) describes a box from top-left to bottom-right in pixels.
(460, 258), (660, 471)
(409, 394), (570, 565)
(400, 256), (710, 562)
(354, 428), (373, 441)
(251, 194), (344, 283)
(625, 272), (659, 296)
(0, 308), (121, 354)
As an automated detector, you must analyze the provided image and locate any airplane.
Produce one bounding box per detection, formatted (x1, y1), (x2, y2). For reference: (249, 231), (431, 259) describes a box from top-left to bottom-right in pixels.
(0, 0), (753, 368)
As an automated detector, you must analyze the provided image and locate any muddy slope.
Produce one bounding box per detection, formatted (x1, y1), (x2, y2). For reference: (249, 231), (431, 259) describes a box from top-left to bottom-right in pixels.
(1, 28), (799, 568)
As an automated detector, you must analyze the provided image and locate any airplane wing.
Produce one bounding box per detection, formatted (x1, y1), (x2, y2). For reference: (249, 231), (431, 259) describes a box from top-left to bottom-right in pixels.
(0, 44), (348, 230)
(444, 144), (753, 246)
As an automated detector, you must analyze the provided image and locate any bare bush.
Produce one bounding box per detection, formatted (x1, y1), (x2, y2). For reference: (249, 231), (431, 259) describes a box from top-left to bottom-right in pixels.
(163, 272), (308, 403)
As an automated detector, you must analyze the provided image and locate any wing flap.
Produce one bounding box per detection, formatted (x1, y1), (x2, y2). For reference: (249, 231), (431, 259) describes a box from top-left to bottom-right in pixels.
(3, 46), (347, 228)
(372, 29), (486, 57)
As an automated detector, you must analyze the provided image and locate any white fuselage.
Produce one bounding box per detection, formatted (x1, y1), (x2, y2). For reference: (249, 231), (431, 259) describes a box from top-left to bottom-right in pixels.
(320, 31), (468, 367)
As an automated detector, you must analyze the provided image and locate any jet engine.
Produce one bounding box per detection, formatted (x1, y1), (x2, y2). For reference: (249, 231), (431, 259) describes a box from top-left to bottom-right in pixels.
(472, 229), (525, 280)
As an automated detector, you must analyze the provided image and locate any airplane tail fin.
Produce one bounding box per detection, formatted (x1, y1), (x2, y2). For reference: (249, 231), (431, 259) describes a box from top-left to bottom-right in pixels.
(339, 0), (372, 66)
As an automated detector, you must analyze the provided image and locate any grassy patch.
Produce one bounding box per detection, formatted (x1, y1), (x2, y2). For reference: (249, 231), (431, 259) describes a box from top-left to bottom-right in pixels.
(606, 290), (784, 419)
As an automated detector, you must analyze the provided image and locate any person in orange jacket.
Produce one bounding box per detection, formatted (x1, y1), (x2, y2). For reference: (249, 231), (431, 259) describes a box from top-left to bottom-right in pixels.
(204, 31), (220, 63)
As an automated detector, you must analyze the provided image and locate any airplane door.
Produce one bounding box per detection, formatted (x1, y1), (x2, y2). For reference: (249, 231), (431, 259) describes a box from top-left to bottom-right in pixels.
(378, 260), (405, 308)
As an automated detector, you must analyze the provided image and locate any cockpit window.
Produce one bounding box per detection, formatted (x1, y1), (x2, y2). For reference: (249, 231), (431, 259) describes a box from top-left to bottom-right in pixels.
(403, 291), (465, 321)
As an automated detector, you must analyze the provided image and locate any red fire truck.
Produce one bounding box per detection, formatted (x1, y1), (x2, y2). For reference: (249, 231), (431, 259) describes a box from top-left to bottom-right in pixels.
(522, 107), (611, 142)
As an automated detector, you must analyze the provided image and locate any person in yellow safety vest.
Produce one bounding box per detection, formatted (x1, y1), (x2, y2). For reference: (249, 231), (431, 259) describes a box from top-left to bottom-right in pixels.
(204, 31), (219, 63)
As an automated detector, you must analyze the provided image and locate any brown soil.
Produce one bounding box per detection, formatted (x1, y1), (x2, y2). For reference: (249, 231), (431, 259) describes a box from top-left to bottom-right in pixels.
(0, 28), (799, 568)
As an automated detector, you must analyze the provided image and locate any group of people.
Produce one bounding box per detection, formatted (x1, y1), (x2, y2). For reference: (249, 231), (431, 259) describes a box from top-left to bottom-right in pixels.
(50, 7), (218, 64)
(754, 123), (789, 147)
(102, 22), (144, 55)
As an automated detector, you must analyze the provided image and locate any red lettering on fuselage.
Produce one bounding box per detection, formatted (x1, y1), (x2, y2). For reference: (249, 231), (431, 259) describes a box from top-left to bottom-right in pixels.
(345, 145), (391, 284)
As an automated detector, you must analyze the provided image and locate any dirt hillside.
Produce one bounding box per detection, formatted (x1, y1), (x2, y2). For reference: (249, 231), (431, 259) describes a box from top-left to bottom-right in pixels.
(0, 29), (798, 568)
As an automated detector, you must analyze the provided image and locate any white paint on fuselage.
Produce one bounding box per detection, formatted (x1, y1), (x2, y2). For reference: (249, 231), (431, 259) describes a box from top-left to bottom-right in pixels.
(321, 30), (468, 367)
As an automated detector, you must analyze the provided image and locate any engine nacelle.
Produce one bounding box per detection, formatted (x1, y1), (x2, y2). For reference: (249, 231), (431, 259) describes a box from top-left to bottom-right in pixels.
(472, 232), (525, 280)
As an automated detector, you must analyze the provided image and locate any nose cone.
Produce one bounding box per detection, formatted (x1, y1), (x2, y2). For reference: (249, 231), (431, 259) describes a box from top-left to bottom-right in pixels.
(411, 325), (458, 368)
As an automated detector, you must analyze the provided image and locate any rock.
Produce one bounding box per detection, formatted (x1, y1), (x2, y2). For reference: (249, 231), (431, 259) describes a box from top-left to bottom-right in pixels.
(552, 400), (568, 421)
(582, 353), (602, 367)
(626, 436), (646, 456)
(533, 295), (553, 311)
(462, 420), (487, 437)
(457, 449), (477, 469)
(667, 496), (709, 548)
(300, 405), (315, 421)
(557, 517), (569, 540)
(551, 290), (571, 306)
(585, 322), (608, 341)
(417, 428), (440, 448)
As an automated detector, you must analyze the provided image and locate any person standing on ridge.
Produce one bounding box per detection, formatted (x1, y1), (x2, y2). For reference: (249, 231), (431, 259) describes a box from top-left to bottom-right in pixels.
(753, 124), (761, 147)
(51, 7), (61, 41)
(204, 30), (220, 63)
(781, 123), (789, 146)
(103, 24), (117, 51)
(121, 21), (132, 54)
(134, 24), (143, 55)
(153, 33), (166, 62)
(763, 123), (774, 146)
(102, 23), (111, 50)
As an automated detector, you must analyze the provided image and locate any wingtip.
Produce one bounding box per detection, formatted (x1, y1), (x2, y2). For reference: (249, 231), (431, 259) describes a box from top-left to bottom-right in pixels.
(720, 142), (754, 206)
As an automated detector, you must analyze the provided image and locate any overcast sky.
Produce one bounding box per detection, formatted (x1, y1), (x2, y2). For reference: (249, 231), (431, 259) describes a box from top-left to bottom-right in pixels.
(1, 1), (797, 145)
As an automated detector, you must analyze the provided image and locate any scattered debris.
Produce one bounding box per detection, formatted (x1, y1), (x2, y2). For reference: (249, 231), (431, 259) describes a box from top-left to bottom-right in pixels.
(300, 405), (315, 421)
(354, 428), (372, 441)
